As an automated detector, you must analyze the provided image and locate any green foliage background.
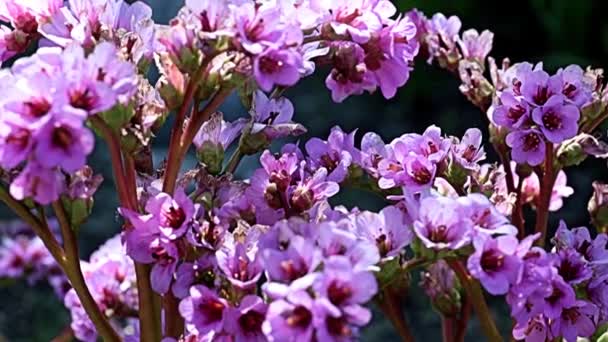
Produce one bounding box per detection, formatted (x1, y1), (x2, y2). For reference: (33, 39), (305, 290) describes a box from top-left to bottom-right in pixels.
(2, 0), (608, 340)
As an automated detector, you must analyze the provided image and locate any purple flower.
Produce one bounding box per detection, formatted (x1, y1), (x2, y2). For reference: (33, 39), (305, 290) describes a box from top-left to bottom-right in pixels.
(363, 16), (419, 99)
(149, 239), (179, 294)
(216, 236), (262, 290)
(185, 0), (231, 38)
(521, 70), (560, 107)
(86, 42), (138, 104)
(413, 196), (471, 250)
(254, 47), (303, 92)
(467, 235), (522, 295)
(492, 91), (531, 128)
(512, 315), (549, 342)
(533, 275), (576, 319)
(452, 128), (486, 170)
(262, 290), (318, 341)
(305, 126), (357, 183)
(35, 115), (94, 173)
(172, 257), (216, 299)
(225, 295), (268, 342)
(554, 65), (594, 107)
(234, 2), (289, 55)
(10, 162), (64, 204)
(144, 188), (195, 240)
(180, 285), (229, 336)
(0, 116), (35, 169)
(325, 42), (376, 103)
(314, 256), (378, 307)
(193, 112), (245, 151)
(402, 154), (436, 192)
(553, 249), (592, 285)
(506, 128), (546, 166)
(355, 205), (413, 259)
(250, 91), (306, 140)
(358, 132), (388, 177)
(262, 235), (321, 283)
(549, 301), (598, 342)
(457, 193), (517, 236)
(531, 95), (579, 143)
(327, 0), (382, 44)
(458, 29), (493, 63)
(289, 165), (340, 214)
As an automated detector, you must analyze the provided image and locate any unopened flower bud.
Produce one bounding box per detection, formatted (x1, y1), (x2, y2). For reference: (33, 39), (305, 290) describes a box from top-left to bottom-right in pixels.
(197, 141), (224, 175)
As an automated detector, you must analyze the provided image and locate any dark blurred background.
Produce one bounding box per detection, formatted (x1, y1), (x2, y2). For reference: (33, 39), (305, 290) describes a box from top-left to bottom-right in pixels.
(2, 0), (608, 340)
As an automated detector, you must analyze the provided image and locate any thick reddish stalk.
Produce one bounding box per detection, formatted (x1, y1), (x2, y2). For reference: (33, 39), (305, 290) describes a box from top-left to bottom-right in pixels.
(91, 116), (161, 341)
(447, 260), (503, 342)
(534, 142), (555, 247)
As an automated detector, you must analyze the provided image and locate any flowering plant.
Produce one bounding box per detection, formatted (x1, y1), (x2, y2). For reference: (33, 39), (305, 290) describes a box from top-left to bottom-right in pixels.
(1, 1), (608, 342)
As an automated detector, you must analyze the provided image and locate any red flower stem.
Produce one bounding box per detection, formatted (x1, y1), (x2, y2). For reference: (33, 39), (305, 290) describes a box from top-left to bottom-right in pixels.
(89, 116), (133, 209)
(377, 287), (416, 342)
(52, 201), (121, 342)
(91, 115), (162, 341)
(534, 142), (555, 247)
(454, 294), (472, 342)
(447, 259), (503, 342)
(441, 315), (455, 342)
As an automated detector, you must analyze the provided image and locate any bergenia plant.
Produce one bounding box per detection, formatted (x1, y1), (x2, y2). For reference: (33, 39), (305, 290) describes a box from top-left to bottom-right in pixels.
(1, 1), (608, 342)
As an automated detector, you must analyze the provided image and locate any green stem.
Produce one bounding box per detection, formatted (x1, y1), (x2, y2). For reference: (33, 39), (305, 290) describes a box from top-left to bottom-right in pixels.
(447, 260), (503, 342)
(52, 201), (121, 342)
(224, 148), (243, 175)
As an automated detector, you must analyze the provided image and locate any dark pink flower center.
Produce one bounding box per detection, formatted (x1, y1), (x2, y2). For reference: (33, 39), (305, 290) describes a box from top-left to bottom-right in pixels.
(542, 111), (562, 131)
(198, 299), (225, 323)
(24, 99), (52, 118)
(462, 145), (478, 162)
(376, 233), (390, 257)
(522, 132), (541, 152)
(7, 128), (31, 149)
(290, 187), (314, 213)
(163, 206), (186, 229)
(264, 184), (283, 210)
(52, 126), (73, 150)
(328, 281), (352, 306)
(280, 260), (305, 281)
(286, 306), (312, 328)
(563, 83), (577, 98)
(326, 316), (352, 337)
(258, 55), (283, 74)
(429, 225), (449, 243)
(533, 86), (551, 105)
(320, 153), (338, 172)
(238, 310), (265, 334)
(507, 104), (526, 122)
(70, 88), (96, 111)
(412, 166), (432, 185)
(480, 249), (504, 272)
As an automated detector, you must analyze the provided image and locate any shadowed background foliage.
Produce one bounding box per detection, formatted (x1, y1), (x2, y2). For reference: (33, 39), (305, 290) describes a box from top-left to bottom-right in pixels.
(1, 0), (608, 340)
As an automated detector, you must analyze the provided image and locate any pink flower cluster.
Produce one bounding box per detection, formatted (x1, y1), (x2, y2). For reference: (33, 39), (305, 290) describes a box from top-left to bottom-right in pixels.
(0, 41), (137, 204)
(157, 0), (419, 102)
(492, 63), (594, 165)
